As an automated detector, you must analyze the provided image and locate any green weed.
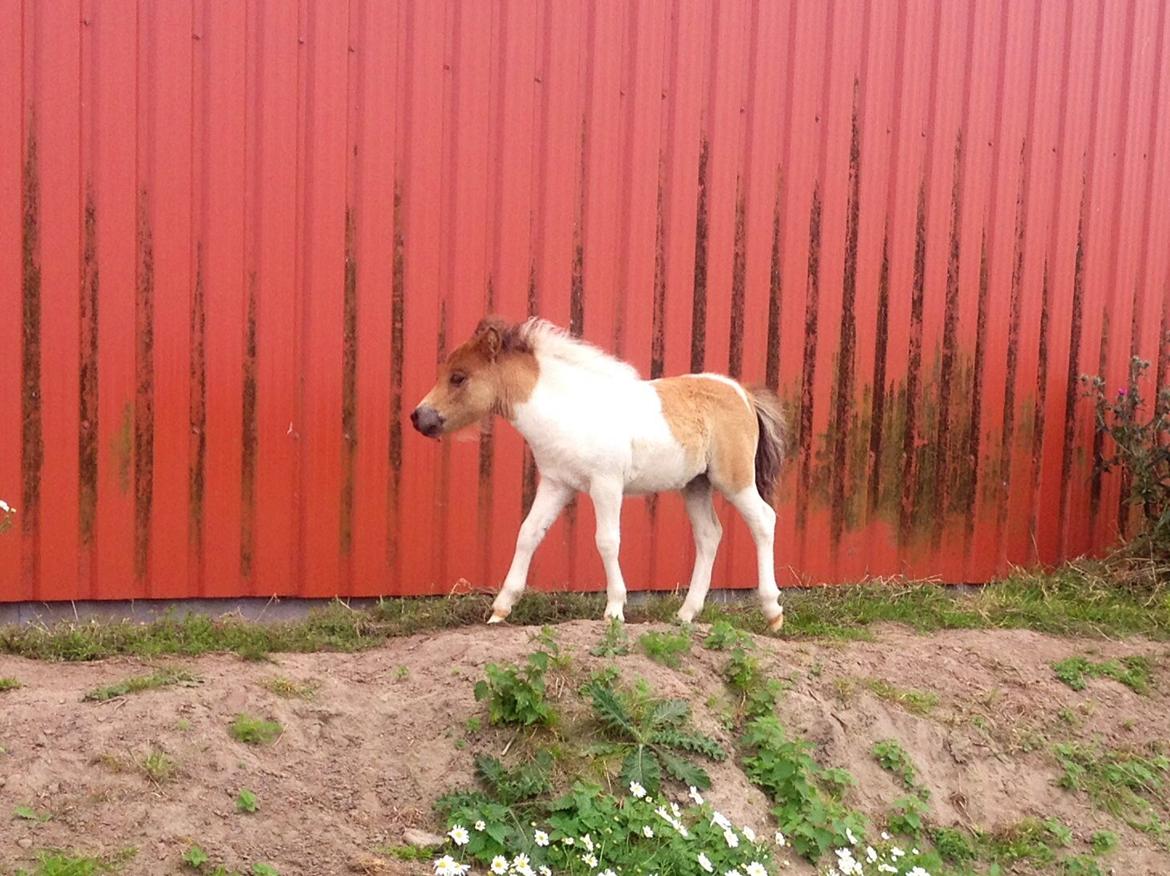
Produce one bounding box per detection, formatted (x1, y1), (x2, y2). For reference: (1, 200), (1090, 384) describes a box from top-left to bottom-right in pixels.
(589, 618), (630, 657)
(236, 789), (259, 813)
(1052, 655), (1154, 694)
(14, 804), (51, 822)
(260, 676), (319, 700)
(82, 667), (197, 702)
(228, 714), (282, 746)
(1055, 741), (1169, 830)
(181, 846), (210, 869)
(872, 738), (926, 796)
(637, 629), (691, 668)
(581, 674), (725, 793)
(0, 676), (21, 691)
(474, 637), (559, 728)
(141, 750), (177, 784)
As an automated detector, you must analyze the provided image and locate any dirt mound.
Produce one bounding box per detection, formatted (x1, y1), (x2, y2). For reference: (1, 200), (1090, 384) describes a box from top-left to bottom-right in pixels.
(1, 621), (1167, 875)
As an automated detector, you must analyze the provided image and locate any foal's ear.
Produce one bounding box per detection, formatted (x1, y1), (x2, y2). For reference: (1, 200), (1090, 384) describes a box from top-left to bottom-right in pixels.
(475, 316), (508, 360)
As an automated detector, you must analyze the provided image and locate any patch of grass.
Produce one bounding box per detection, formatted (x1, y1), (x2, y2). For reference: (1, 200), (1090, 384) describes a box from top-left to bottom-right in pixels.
(14, 804), (51, 822)
(141, 750), (177, 784)
(82, 667), (197, 702)
(978, 817), (1072, 867)
(376, 845), (432, 862)
(589, 618), (630, 657)
(928, 825), (977, 864)
(228, 714), (282, 746)
(1055, 741), (1169, 831)
(235, 789), (259, 813)
(4, 562), (1170, 663)
(637, 629), (691, 668)
(1062, 855), (1105, 876)
(1090, 829), (1118, 854)
(1052, 654), (1154, 694)
(866, 679), (939, 715)
(0, 676), (21, 691)
(260, 676), (318, 700)
(14, 848), (136, 876)
(251, 865), (279, 876)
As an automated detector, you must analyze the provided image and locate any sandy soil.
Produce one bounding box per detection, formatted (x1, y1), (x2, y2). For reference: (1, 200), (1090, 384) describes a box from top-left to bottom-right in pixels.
(1, 621), (1167, 875)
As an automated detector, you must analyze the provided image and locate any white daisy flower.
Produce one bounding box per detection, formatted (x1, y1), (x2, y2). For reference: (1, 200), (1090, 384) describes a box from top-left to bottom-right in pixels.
(539, 868), (552, 876)
(698, 852), (714, 873)
(724, 828), (739, 848)
(712, 811), (732, 830)
(511, 853), (531, 871)
(642, 825), (654, 838)
(562, 837), (575, 846)
(741, 825), (756, 842)
(581, 853), (598, 868)
(689, 787), (704, 805)
(629, 781), (647, 799)
(475, 820), (487, 832)
(490, 856), (509, 875)
(846, 827), (858, 845)
(891, 847), (905, 859)
(582, 834), (594, 852)
(447, 825), (470, 846)
(774, 831), (787, 847)
(745, 864), (768, 876)
(533, 830), (549, 847)
(866, 846), (877, 862)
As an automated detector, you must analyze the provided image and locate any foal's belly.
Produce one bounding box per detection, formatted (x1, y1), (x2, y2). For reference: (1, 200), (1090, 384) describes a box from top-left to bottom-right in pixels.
(623, 437), (702, 495)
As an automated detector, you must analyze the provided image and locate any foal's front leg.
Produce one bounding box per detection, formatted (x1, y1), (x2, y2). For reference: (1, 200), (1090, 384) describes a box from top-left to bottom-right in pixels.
(489, 478), (574, 623)
(589, 477), (628, 621)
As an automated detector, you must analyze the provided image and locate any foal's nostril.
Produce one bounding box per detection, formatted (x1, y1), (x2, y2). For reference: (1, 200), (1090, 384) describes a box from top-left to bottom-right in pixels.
(410, 408), (421, 429)
(410, 405), (443, 437)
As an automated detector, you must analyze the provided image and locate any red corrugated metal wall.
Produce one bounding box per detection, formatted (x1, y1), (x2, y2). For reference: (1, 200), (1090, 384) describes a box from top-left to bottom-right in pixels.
(2, 0), (1169, 603)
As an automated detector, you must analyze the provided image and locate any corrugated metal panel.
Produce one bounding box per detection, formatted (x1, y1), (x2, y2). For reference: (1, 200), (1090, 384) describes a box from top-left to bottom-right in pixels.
(2, 0), (1168, 602)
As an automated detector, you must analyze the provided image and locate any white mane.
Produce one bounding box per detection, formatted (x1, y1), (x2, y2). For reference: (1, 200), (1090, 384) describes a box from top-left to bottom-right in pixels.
(518, 318), (640, 382)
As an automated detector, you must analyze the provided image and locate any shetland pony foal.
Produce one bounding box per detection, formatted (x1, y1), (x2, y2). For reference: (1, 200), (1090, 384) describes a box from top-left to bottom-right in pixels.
(410, 317), (788, 631)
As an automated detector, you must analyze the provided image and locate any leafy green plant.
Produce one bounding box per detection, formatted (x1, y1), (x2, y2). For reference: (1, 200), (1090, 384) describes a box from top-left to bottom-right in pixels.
(1083, 357), (1170, 559)
(723, 647), (783, 720)
(872, 739), (927, 797)
(1063, 855), (1105, 876)
(182, 846), (211, 869)
(0, 677), (21, 692)
(703, 620), (752, 651)
(637, 629), (691, 668)
(1052, 655), (1153, 694)
(440, 781), (777, 876)
(228, 714), (282, 746)
(474, 646), (556, 728)
(251, 865), (279, 876)
(236, 789), (259, 814)
(582, 674), (725, 793)
(82, 667), (197, 702)
(886, 794), (929, 838)
(740, 714), (864, 862)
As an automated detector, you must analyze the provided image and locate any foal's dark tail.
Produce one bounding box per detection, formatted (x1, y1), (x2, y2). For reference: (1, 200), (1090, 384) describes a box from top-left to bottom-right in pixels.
(746, 386), (791, 503)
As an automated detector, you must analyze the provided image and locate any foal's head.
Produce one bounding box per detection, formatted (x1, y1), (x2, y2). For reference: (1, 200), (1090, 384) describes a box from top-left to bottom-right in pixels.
(410, 317), (538, 438)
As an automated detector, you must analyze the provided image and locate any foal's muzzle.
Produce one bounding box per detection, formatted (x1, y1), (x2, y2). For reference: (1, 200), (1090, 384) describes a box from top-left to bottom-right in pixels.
(410, 405), (444, 438)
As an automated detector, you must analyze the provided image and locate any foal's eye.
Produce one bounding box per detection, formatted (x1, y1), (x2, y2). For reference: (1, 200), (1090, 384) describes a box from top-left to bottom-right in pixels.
(449, 372), (467, 387)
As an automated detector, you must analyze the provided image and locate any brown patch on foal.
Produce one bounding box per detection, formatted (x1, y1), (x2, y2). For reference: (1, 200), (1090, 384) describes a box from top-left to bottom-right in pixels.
(421, 318), (539, 431)
(654, 376), (758, 494)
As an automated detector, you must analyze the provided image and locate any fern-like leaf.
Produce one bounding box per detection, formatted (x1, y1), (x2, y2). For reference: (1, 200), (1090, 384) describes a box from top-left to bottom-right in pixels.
(620, 745), (662, 794)
(585, 679), (641, 741)
(657, 748), (711, 790)
(649, 729), (727, 762)
(647, 698), (690, 730)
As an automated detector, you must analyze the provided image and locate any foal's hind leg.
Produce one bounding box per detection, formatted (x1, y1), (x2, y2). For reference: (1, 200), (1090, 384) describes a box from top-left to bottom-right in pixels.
(677, 478), (722, 624)
(489, 478), (574, 622)
(727, 486), (784, 632)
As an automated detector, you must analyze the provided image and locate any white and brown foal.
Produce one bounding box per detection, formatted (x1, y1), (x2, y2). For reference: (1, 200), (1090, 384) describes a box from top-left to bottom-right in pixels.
(410, 317), (789, 631)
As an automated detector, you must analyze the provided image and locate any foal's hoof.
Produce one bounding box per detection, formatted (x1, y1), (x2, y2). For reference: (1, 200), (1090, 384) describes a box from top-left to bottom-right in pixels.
(676, 606), (697, 624)
(603, 603), (625, 623)
(767, 610), (785, 633)
(487, 609), (510, 625)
